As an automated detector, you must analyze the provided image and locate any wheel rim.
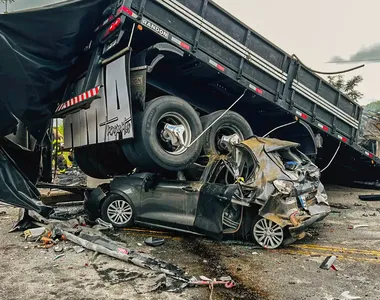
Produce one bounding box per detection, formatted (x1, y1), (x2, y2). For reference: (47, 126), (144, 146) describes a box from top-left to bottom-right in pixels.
(215, 125), (243, 154)
(253, 218), (284, 249)
(107, 200), (133, 225)
(157, 112), (192, 155)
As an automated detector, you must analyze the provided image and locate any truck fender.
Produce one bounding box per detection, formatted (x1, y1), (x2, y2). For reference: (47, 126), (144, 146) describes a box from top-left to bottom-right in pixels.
(130, 42), (184, 111)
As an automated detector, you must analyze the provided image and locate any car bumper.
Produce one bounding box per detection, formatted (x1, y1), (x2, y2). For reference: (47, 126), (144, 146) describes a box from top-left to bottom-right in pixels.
(288, 211), (330, 235)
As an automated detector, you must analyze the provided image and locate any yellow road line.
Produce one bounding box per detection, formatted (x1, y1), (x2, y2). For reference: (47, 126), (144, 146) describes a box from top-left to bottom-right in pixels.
(282, 248), (380, 264)
(293, 244), (380, 256)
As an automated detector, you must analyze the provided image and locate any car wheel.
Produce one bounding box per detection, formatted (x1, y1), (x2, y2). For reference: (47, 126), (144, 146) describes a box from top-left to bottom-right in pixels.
(200, 110), (253, 155)
(252, 217), (284, 249)
(123, 95), (203, 171)
(101, 194), (134, 228)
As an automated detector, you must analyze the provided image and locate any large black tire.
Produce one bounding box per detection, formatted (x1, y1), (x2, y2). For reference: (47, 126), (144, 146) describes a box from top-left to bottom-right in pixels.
(200, 110), (253, 155)
(75, 143), (134, 179)
(123, 96), (203, 171)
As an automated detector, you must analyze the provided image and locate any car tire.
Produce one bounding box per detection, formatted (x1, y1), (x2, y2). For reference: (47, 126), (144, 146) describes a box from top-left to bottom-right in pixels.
(101, 193), (134, 228)
(200, 110), (253, 155)
(75, 143), (135, 179)
(123, 95), (203, 171)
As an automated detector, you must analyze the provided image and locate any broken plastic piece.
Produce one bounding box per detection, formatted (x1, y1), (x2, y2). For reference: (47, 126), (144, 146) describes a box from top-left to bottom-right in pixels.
(348, 224), (369, 230)
(340, 291), (361, 299)
(144, 237), (165, 247)
(23, 227), (46, 240)
(54, 245), (63, 253)
(73, 246), (85, 253)
(53, 254), (65, 261)
(319, 255), (337, 270)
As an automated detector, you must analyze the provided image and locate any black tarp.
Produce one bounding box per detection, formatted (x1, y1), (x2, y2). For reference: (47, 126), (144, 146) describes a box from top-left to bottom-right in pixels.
(0, 140), (53, 217)
(0, 0), (111, 141)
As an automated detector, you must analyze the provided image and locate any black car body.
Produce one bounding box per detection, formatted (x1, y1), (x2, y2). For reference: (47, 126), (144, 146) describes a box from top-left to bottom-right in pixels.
(85, 136), (330, 249)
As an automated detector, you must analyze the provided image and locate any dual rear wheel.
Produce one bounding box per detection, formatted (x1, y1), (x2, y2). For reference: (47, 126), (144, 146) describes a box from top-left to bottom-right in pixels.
(75, 95), (253, 176)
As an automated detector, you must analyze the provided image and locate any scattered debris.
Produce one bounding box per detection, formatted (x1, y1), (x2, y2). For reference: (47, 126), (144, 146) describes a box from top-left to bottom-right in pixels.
(23, 227), (47, 240)
(320, 255), (337, 270)
(369, 212), (377, 217)
(330, 203), (351, 209)
(353, 203), (363, 207)
(54, 245), (63, 252)
(348, 224), (369, 230)
(362, 213), (369, 217)
(73, 246), (85, 253)
(144, 237), (165, 247)
(358, 194), (380, 201)
(54, 254), (65, 261)
(93, 218), (113, 231)
(0, 211), (6, 216)
(340, 291), (361, 299)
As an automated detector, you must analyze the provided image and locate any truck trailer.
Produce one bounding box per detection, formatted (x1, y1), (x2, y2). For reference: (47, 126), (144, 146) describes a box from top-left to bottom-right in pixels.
(0, 0), (378, 248)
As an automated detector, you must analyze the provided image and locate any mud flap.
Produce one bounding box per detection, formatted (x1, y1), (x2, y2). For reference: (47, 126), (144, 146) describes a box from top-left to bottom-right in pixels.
(64, 51), (134, 148)
(0, 140), (53, 217)
(193, 183), (237, 240)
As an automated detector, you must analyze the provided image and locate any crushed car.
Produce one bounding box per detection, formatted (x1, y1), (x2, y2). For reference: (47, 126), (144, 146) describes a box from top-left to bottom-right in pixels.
(85, 135), (331, 249)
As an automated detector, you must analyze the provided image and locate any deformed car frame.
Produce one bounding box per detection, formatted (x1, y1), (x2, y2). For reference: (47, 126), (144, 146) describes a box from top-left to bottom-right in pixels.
(85, 136), (331, 249)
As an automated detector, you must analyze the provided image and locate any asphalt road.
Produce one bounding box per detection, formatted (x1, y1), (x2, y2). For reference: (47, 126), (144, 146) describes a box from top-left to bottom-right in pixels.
(1, 185), (380, 300)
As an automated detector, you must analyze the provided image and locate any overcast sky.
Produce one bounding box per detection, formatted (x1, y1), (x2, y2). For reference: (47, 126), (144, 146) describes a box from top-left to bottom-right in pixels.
(2, 0), (379, 106)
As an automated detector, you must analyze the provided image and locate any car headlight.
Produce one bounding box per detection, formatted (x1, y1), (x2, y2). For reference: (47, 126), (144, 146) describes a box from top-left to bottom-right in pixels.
(273, 180), (294, 195)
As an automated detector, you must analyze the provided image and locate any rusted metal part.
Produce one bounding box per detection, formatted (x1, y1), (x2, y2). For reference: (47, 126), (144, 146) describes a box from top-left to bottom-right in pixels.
(40, 190), (84, 205)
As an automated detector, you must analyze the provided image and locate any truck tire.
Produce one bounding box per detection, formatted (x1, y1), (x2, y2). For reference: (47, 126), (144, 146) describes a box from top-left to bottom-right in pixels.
(123, 96), (203, 171)
(75, 143), (134, 179)
(200, 111), (253, 155)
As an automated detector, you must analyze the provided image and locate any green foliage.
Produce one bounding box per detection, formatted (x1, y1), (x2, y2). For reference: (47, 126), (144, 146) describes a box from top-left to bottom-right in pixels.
(327, 75), (364, 102)
(364, 100), (380, 113)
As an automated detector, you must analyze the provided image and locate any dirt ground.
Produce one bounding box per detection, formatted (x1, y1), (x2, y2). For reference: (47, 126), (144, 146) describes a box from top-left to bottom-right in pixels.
(1, 185), (380, 300)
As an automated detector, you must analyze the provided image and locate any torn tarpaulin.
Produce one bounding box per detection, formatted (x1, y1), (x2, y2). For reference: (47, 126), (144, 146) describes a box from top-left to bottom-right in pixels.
(0, 145), (53, 217)
(0, 0), (111, 140)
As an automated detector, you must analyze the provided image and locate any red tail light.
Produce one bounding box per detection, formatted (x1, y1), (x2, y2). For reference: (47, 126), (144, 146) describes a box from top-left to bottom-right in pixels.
(117, 6), (133, 16)
(108, 17), (121, 34)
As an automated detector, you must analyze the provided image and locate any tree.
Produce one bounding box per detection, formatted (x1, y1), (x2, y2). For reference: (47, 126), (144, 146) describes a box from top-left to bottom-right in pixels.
(327, 74), (364, 102)
(1, 0), (15, 13)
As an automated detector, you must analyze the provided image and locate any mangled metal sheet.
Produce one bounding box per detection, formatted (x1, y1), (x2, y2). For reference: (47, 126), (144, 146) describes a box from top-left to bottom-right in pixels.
(205, 136), (330, 241)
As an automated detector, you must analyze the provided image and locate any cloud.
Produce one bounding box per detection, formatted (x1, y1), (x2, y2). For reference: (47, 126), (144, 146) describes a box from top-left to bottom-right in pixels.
(329, 43), (380, 63)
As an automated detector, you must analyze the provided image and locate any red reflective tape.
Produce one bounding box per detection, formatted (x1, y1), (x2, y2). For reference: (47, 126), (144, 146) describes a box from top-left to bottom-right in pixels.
(216, 64), (225, 72)
(338, 135), (347, 143)
(256, 88), (263, 95)
(96, 86), (100, 93)
(296, 111), (308, 120)
(83, 93), (87, 100)
(180, 41), (190, 50)
(87, 91), (91, 98)
(70, 99), (74, 106)
(365, 151), (374, 158)
(318, 123), (328, 131)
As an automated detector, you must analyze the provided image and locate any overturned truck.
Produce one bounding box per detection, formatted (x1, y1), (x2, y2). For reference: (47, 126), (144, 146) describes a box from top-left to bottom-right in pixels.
(0, 0), (377, 248)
